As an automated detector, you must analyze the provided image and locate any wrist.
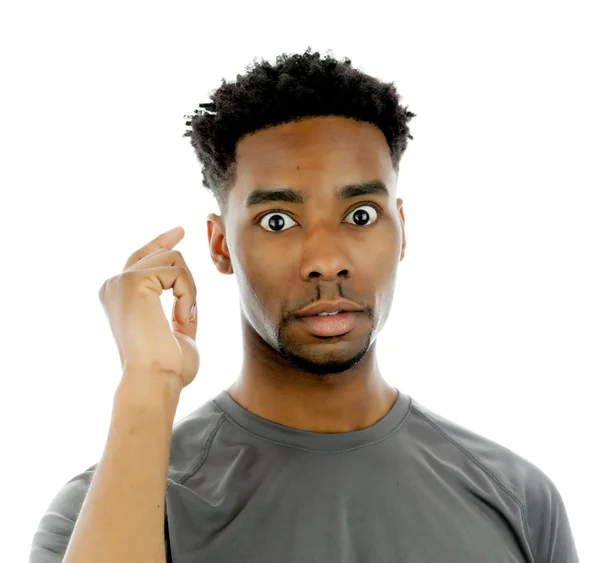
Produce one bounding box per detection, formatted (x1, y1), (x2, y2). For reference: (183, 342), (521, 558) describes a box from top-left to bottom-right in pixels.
(115, 368), (183, 412)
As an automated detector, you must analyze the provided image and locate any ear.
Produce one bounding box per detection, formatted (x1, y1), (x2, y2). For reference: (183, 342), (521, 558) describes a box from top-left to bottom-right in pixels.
(397, 198), (406, 261)
(206, 213), (233, 274)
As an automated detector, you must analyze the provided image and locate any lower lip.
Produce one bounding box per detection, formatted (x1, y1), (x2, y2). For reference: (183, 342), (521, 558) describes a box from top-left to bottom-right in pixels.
(297, 312), (361, 337)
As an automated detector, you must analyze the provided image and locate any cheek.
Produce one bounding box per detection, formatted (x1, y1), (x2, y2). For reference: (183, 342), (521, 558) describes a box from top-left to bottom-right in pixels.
(367, 235), (401, 274)
(238, 246), (285, 305)
(246, 240), (294, 279)
(244, 246), (277, 281)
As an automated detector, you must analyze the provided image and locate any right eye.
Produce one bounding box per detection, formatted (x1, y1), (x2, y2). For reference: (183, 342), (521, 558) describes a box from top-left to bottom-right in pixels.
(258, 211), (297, 233)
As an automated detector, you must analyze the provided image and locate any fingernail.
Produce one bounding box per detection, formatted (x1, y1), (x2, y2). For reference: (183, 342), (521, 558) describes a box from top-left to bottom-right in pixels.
(188, 303), (197, 323)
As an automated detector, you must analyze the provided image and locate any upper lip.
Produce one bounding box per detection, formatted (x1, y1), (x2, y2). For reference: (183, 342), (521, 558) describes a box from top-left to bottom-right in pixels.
(295, 299), (364, 317)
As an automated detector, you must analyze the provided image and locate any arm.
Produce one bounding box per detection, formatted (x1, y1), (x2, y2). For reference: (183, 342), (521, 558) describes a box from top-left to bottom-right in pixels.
(60, 370), (182, 563)
(526, 470), (580, 563)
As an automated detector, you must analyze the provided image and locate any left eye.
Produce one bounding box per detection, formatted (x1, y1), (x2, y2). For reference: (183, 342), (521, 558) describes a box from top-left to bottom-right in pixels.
(345, 204), (379, 226)
(258, 204), (380, 233)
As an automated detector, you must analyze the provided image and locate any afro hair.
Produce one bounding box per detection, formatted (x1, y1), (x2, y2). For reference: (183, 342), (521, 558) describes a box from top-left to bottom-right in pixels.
(183, 47), (416, 217)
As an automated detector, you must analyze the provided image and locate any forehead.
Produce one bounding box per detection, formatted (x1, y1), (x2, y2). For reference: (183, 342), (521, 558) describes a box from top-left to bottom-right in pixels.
(233, 116), (394, 191)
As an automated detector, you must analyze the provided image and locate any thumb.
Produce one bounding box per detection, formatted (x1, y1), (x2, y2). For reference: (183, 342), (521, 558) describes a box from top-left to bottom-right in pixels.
(173, 299), (197, 340)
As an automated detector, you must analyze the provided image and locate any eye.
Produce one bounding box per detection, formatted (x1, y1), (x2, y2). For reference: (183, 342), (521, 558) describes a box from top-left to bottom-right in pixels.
(345, 204), (380, 227)
(258, 204), (381, 233)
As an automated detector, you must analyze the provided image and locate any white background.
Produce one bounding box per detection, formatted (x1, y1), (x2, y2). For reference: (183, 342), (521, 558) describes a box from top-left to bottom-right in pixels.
(1, 1), (597, 561)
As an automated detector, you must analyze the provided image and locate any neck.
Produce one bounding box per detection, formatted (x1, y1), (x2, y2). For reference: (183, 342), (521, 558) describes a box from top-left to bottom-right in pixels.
(227, 323), (398, 433)
(227, 377), (398, 434)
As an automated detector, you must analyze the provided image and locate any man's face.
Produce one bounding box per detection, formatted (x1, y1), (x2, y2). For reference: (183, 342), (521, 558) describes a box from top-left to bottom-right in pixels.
(208, 116), (406, 376)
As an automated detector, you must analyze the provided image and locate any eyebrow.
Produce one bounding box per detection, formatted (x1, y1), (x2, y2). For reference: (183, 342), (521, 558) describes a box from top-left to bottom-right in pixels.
(244, 180), (389, 209)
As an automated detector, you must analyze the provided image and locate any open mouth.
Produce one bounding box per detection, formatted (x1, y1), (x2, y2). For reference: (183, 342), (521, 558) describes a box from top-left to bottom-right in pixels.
(296, 311), (361, 337)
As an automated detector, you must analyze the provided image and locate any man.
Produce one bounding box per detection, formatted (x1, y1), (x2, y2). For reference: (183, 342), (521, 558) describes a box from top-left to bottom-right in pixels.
(30, 48), (579, 562)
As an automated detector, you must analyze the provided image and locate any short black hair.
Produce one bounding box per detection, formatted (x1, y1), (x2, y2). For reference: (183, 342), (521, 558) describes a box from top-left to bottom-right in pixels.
(183, 47), (416, 217)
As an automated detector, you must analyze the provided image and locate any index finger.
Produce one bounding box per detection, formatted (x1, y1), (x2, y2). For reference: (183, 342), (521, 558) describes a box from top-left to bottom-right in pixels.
(123, 226), (185, 271)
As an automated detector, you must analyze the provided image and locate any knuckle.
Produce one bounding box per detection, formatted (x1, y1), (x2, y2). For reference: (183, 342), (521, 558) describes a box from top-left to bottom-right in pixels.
(115, 271), (129, 284)
(111, 271), (134, 292)
(121, 271), (144, 292)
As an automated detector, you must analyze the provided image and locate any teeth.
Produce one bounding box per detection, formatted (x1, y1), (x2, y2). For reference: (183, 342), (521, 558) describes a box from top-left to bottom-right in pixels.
(317, 311), (340, 316)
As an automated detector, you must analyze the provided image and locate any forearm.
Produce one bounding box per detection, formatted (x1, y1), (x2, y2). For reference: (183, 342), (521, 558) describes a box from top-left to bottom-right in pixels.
(63, 371), (182, 563)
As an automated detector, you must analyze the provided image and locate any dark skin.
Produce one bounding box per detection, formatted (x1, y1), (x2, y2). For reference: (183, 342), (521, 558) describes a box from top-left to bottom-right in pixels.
(206, 116), (406, 434)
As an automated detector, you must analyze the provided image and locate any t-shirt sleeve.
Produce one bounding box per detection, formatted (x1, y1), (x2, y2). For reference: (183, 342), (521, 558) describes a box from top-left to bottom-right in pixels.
(525, 469), (580, 563)
(29, 465), (96, 563)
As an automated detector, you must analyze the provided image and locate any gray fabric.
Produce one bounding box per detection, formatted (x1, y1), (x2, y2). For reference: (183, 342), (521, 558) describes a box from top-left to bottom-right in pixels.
(30, 389), (579, 562)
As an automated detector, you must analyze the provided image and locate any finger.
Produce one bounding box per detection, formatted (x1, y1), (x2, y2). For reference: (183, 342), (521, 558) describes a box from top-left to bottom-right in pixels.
(123, 226), (185, 271)
(172, 294), (198, 342)
(129, 249), (197, 320)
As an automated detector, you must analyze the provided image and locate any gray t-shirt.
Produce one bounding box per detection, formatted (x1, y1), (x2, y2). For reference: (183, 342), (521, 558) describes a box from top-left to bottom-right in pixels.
(30, 388), (579, 562)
